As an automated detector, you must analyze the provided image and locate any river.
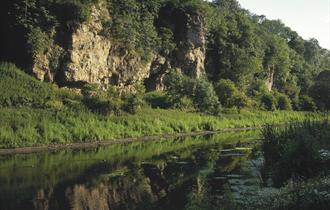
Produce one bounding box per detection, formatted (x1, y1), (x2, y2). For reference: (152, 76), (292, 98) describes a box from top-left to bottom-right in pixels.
(0, 131), (264, 210)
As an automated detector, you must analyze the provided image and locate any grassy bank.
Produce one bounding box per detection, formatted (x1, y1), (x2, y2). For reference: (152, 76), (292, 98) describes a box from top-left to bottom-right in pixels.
(241, 120), (330, 209)
(0, 107), (325, 149)
(0, 63), (327, 149)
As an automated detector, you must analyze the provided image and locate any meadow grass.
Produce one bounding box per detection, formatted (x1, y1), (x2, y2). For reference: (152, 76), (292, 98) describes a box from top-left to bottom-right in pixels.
(0, 62), (327, 149)
(0, 107), (326, 148)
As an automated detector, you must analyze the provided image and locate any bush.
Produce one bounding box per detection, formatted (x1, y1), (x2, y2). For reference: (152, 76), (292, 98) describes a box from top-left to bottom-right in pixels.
(45, 100), (64, 111)
(299, 95), (317, 111)
(0, 62), (56, 108)
(276, 93), (292, 110)
(144, 91), (171, 108)
(261, 120), (330, 187)
(83, 94), (122, 115)
(82, 84), (122, 115)
(81, 83), (99, 97)
(194, 79), (220, 114)
(172, 96), (195, 111)
(106, 0), (160, 61)
(26, 27), (50, 56)
(309, 70), (330, 111)
(260, 93), (277, 111)
(215, 79), (250, 109)
(249, 79), (269, 97)
(164, 70), (220, 114)
(215, 79), (237, 107)
(122, 94), (144, 114)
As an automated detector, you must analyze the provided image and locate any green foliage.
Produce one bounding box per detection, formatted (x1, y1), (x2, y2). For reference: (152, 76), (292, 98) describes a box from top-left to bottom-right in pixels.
(2, 0), (329, 107)
(299, 95), (317, 112)
(82, 83), (122, 115)
(14, 0), (96, 30)
(215, 79), (250, 109)
(207, 5), (262, 87)
(81, 83), (99, 97)
(260, 93), (277, 111)
(105, 0), (161, 61)
(309, 70), (330, 110)
(122, 94), (143, 114)
(195, 79), (221, 114)
(26, 27), (50, 56)
(275, 93), (292, 110)
(244, 176), (330, 210)
(157, 27), (176, 56)
(144, 91), (171, 109)
(45, 100), (64, 111)
(164, 71), (220, 114)
(0, 106), (323, 148)
(206, 0), (330, 106)
(262, 120), (330, 187)
(171, 96), (195, 111)
(0, 62), (56, 108)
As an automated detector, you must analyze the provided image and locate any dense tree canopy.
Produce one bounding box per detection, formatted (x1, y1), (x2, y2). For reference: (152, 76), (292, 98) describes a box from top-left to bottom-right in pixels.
(0, 0), (329, 111)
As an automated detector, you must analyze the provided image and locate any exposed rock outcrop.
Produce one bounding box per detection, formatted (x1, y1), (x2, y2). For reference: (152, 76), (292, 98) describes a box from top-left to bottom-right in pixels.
(32, 0), (207, 91)
(179, 11), (206, 78)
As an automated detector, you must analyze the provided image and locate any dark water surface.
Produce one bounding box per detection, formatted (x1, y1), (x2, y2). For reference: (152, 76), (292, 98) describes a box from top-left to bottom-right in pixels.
(0, 131), (263, 210)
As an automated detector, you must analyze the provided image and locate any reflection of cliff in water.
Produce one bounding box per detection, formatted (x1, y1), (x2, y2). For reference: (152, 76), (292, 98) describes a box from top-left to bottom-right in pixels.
(0, 131), (261, 210)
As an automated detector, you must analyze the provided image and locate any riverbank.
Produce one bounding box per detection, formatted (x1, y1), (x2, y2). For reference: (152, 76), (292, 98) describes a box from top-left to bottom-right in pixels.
(0, 127), (259, 155)
(0, 107), (326, 150)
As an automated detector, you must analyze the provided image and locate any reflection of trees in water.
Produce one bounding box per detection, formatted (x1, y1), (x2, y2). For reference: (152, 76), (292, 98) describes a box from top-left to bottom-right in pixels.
(65, 184), (109, 210)
(1, 132), (259, 210)
(30, 170), (159, 210)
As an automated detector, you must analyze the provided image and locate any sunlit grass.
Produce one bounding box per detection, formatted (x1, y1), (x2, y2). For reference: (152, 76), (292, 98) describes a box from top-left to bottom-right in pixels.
(0, 107), (326, 148)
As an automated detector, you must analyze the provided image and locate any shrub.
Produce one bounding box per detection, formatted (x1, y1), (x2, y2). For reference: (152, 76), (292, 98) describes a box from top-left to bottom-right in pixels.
(81, 83), (99, 97)
(122, 94), (143, 114)
(157, 27), (176, 56)
(0, 62), (56, 108)
(215, 79), (237, 107)
(309, 70), (330, 111)
(215, 79), (250, 109)
(276, 93), (292, 110)
(45, 100), (64, 111)
(82, 84), (122, 115)
(106, 0), (160, 61)
(83, 94), (122, 115)
(144, 91), (171, 108)
(172, 96), (195, 111)
(231, 93), (251, 109)
(261, 120), (330, 187)
(164, 70), (220, 114)
(299, 95), (317, 111)
(26, 27), (50, 56)
(194, 79), (220, 114)
(260, 93), (277, 111)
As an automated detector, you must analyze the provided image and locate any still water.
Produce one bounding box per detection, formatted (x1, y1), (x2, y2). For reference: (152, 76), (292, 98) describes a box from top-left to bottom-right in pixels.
(0, 131), (264, 210)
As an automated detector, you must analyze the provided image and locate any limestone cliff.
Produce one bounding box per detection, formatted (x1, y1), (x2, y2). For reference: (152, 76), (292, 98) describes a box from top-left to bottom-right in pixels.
(32, 0), (207, 91)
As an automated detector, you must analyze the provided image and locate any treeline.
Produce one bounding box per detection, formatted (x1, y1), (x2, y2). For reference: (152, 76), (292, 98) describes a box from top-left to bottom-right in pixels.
(0, 0), (329, 113)
(206, 0), (330, 112)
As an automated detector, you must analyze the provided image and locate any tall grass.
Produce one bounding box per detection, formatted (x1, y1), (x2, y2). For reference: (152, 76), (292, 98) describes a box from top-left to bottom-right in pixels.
(261, 119), (330, 186)
(0, 107), (325, 149)
(0, 62), (328, 149)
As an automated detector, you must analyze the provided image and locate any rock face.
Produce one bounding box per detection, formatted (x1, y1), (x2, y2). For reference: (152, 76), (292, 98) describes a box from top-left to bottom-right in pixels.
(32, 0), (207, 91)
(180, 11), (206, 79)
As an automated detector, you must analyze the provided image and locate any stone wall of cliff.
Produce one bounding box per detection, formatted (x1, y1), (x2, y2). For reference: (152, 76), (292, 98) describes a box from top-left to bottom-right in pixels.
(31, 0), (207, 92)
